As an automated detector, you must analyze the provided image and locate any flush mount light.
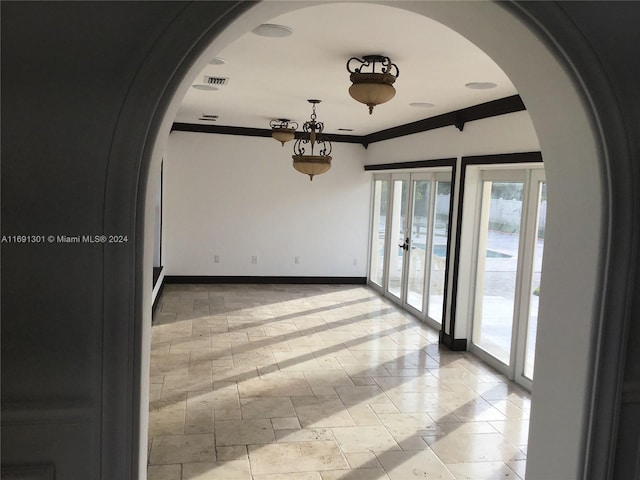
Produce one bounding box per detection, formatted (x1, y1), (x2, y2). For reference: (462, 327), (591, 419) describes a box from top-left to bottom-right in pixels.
(209, 57), (226, 65)
(347, 55), (399, 114)
(270, 118), (298, 146)
(465, 82), (497, 90)
(409, 102), (435, 108)
(252, 23), (293, 37)
(192, 84), (219, 91)
(292, 100), (332, 181)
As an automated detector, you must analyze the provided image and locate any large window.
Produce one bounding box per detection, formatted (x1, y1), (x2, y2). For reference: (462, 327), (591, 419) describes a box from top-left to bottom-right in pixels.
(368, 170), (452, 327)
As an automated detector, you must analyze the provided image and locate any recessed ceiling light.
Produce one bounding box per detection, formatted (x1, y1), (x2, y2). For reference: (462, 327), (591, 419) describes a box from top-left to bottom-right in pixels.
(192, 85), (219, 91)
(409, 102), (435, 108)
(465, 82), (497, 90)
(252, 23), (293, 38)
(209, 57), (226, 65)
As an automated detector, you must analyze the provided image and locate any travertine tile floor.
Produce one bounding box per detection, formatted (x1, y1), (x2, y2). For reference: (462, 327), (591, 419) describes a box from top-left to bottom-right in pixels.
(148, 284), (530, 480)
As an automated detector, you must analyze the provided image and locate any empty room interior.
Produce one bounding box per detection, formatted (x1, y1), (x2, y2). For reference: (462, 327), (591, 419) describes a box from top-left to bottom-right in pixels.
(2, 1), (638, 480)
(150, 3), (561, 479)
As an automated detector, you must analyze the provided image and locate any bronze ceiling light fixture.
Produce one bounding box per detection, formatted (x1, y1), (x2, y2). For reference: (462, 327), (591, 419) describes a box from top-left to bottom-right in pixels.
(270, 119), (298, 146)
(347, 55), (399, 114)
(291, 100), (332, 181)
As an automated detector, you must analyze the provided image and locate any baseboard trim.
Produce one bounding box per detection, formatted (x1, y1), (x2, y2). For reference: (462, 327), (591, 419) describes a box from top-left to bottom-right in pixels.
(439, 331), (468, 351)
(163, 275), (368, 285)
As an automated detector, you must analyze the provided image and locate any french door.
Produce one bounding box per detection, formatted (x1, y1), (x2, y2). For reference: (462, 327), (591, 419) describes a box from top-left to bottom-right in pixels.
(470, 168), (546, 388)
(369, 171), (452, 327)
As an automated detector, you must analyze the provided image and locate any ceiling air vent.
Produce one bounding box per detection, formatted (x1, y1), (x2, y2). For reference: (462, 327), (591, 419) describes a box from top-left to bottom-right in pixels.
(199, 114), (219, 121)
(204, 76), (229, 86)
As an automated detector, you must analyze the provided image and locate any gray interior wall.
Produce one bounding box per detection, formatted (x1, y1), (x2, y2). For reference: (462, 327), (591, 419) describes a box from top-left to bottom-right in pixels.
(1, 1), (638, 479)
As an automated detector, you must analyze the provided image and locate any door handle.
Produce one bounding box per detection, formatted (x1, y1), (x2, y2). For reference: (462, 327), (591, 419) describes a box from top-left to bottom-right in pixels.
(398, 237), (410, 251)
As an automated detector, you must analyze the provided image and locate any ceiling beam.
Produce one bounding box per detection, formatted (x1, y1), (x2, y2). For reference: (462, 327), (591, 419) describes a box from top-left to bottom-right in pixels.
(171, 95), (526, 147)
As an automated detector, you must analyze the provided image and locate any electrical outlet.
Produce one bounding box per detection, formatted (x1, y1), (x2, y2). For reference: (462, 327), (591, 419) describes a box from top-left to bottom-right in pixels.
(214, 255), (220, 263)
(251, 255), (258, 264)
(295, 256), (300, 264)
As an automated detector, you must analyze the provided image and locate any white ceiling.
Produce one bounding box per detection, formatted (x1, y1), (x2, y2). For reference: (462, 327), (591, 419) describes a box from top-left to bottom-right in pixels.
(175, 2), (517, 135)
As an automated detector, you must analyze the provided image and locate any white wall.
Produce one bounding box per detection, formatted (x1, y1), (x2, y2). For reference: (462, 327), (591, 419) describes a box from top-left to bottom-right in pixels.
(164, 131), (370, 277)
(366, 111), (540, 164)
(164, 111), (539, 279)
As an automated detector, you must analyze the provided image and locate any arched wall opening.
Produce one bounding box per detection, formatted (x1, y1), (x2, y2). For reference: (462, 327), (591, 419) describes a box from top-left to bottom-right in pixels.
(110, 2), (629, 478)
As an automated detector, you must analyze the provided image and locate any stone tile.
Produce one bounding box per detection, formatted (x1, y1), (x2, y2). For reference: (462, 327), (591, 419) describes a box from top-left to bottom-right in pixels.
(345, 405), (380, 426)
(376, 449), (455, 479)
(182, 459), (251, 480)
(241, 397), (296, 419)
(321, 469), (390, 480)
(331, 425), (401, 453)
(376, 412), (443, 437)
(506, 460), (526, 479)
(304, 371), (355, 387)
(147, 464), (181, 480)
(186, 392), (215, 434)
(217, 445), (248, 461)
(385, 391), (447, 413)
(292, 396), (356, 428)
(446, 461), (521, 479)
(148, 434), (215, 464)
(275, 428), (335, 443)
(150, 353), (190, 377)
(238, 378), (314, 398)
(248, 441), (349, 475)
(211, 366), (258, 383)
(344, 452), (381, 469)
(489, 420), (530, 447)
(427, 432), (526, 464)
(272, 416), (301, 430)
(253, 473), (322, 480)
(311, 386), (338, 397)
(149, 383), (163, 402)
(149, 285), (531, 480)
(215, 418), (275, 446)
(163, 373), (212, 393)
(148, 401), (186, 436)
(334, 385), (391, 405)
(170, 336), (211, 350)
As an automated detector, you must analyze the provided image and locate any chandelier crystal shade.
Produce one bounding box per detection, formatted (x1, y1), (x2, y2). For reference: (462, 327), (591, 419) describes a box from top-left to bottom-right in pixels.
(292, 100), (332, 181)
(347, 55), (399, 114)
(270, 118), (298, 146)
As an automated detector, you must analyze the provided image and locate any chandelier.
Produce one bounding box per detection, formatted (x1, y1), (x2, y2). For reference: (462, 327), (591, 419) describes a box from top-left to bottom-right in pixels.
(347, 55), (399, 114)
(291, 100), (332, 181)
(270, 118), (298, 146)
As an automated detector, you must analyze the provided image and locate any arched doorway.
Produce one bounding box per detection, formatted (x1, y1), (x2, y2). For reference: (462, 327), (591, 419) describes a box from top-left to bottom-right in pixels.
(103, 2), (635, 478)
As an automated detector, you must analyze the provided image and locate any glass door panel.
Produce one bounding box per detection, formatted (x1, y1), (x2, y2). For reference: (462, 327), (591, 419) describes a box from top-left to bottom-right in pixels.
(386, 178), (409, 300)
(524, 181), (546, 379)
(428, 181), (451, 323)
(473, 180), (524, 366)
(369, 178), (389, 288)
(406, 179), (430, 312)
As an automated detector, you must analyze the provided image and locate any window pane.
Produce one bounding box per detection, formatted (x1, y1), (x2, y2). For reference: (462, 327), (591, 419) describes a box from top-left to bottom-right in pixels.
(524, 182), (546, 379)
(428, 181), (451, 323)
(369, 179), (388, 287)
(473, 181), (524, 365)
(387, 179), (409, 299)
(406, 180), (430, 311)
